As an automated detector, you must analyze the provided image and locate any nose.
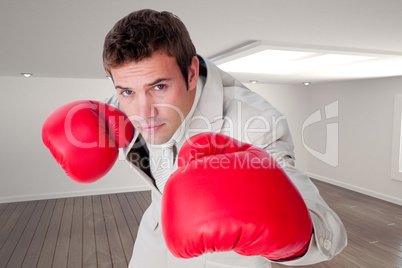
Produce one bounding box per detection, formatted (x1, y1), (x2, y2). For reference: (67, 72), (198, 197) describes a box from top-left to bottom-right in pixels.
(137, 95), (158, 122)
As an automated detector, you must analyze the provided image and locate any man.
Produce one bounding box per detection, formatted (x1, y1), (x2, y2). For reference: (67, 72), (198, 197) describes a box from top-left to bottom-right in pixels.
(43, 8), (347, 268)
(100, 9), (347, 268)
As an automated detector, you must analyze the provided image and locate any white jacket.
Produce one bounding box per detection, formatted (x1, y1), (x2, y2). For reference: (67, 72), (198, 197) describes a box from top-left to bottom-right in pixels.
(104, 55), (347, 268)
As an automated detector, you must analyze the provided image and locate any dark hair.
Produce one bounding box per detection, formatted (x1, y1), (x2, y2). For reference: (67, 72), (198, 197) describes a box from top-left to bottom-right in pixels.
(103, 9), (196, 88)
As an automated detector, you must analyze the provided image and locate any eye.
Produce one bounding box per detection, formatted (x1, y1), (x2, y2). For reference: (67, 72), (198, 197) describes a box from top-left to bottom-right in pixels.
(153, 84), (166, 91)
(120, 90), (134, 96)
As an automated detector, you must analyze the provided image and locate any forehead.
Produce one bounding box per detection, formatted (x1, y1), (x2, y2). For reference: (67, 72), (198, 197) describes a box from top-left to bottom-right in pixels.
(111, 52), (180, 81)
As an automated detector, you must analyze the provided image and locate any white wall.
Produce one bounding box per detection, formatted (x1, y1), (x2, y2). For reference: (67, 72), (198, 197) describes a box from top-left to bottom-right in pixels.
(246, 83), (310, 170)
(0, 76), (148, 203)
(249, 77), (402, 205)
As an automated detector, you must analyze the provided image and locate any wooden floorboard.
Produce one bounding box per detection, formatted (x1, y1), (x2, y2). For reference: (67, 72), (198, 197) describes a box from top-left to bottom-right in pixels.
(82, 196), (96, 268)
(68, 197), (83, 268)
(109, 194), (134, 264)
(101, 194), (127, 268)
(50, 198), (72, 268)
(0, 202), (28, 252)
(93, 195), (112, 268)
(116, 193), (139, 243)
(0, 180), (401, 267)
(6, 200), (46, 268)
(0, 201), (36, 267)
(21, 199), (56, 268)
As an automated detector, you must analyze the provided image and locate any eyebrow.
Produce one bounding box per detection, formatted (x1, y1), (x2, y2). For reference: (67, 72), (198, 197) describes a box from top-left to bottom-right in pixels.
(115, 85), (130, 90)
(147, 78), (171, 86)
(114, 78), (171, 91)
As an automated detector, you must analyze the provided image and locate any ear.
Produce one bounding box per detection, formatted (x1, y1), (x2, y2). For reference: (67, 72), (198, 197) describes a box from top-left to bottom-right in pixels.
(188, 56), (199, 92)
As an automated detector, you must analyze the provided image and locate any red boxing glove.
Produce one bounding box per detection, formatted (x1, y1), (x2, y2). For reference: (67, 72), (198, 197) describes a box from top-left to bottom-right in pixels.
(42, 100), (134, 183)
(162, 133), (312, 260)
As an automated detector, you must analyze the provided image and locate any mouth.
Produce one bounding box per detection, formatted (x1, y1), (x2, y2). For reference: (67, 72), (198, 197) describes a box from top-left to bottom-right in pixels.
(137, 123), (165, 133)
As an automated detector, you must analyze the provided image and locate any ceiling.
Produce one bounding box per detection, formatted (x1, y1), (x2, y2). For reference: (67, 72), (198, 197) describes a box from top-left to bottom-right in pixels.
(1, 0), (402, 84)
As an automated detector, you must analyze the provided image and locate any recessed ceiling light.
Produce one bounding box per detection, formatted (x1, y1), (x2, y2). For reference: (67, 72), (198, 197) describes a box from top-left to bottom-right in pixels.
(303, 82), (311, 86)
(21, 73), (33, 78)
(250, 80), (258, 84)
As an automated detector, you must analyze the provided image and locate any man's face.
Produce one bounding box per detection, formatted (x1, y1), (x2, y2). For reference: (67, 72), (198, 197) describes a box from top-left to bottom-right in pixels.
(110, 51), (199, 145)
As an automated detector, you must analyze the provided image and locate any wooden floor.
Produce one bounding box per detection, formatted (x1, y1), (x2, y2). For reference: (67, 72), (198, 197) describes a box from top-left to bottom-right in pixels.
(273, 180), (402, 268)
(0, 192), (151, 268)
(0, 180), (401, 268)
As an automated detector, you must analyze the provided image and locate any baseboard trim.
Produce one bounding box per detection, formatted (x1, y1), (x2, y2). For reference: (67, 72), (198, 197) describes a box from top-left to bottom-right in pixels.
(0, 185), (151, 204)
(306, 172), (402, 206)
